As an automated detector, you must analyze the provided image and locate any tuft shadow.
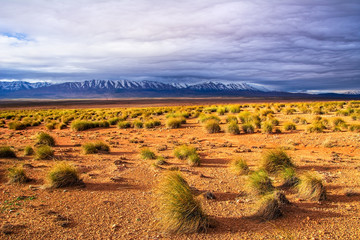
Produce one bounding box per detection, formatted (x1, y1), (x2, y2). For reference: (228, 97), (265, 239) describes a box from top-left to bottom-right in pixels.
(297, 165), (340, 171)
(200, 158), (229, 168)
(83, 182), (145, 191)
(213, 192), (240, 202)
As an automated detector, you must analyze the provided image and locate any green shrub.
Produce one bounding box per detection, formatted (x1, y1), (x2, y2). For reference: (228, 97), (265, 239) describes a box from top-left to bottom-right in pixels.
(198, 114), (220, 123)
(242, 123), (254, 133)
(226, 115), (238, 123)
(284, 122), (296, 131)
(174, 145), (197, 160)
(57, 122), (67, 130)
(307, 122), (326, 133)
(0, 146), (16, 158)
(227, 121), (240, 135)
(47, 162), (84, 188)
(298, 172), (326, 201)
(35, 145), (54, 160)
(229, 158), (250, 175)
(261, 121), (273, 134)
(254, 193), (283, 220)
(166, 118), (182, 129)
(7, 166), (30, 184)
(140, 148), (156, 160)
(45, 122), (56, 130)
(8, 121), (26, 130)
(24, 146), (34, 156)
(261, 148), (294, 174)
(248, 170), (274, 195)
(280, 167), (299, 188)
(117, 121), (132, 129)
(238, 111), (252, 123)
(82, 141), (110, 154)
(204, 119), (221, 133)
(156, 171), (209, 233)
(133, 121), (143, 129)
(36, 132), (55, 146)
(187, 153), (201, 167)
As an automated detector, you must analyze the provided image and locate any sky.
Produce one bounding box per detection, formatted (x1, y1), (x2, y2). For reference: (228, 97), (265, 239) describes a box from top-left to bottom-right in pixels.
(0, 0), (359, 92)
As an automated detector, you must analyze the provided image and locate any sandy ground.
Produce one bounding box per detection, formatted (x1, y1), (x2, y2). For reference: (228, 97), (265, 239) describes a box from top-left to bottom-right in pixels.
(0, 103), (360, 239)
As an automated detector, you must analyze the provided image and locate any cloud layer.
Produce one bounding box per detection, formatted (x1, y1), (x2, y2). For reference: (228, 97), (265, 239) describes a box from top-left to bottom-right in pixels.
(0, 0), (359, 91)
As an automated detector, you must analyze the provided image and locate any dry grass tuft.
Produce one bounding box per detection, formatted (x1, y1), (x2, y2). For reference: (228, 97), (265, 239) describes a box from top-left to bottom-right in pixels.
(47, 162), (84, 188)
(298, 172), (326, 201)
(261, 148), (294, 174)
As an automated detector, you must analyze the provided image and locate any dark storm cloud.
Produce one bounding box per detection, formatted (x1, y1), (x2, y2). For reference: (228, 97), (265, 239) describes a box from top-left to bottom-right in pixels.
(0, 0), (359, 91)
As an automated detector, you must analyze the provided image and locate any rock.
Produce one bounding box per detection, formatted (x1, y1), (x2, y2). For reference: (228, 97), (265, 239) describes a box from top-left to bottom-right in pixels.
(204, 191), (216, 200)
(1, 224), (14, 234)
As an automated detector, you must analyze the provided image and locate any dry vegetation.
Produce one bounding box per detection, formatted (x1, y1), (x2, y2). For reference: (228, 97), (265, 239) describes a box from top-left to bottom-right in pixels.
(0, 100), (360, 239)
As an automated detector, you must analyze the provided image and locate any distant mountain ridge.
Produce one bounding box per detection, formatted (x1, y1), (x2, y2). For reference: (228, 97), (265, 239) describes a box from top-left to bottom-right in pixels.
(0, 79), (359, 99)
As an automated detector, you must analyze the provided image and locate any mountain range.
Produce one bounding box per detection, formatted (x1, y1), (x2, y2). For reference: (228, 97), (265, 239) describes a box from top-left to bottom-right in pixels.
(0, 79), (359, 99)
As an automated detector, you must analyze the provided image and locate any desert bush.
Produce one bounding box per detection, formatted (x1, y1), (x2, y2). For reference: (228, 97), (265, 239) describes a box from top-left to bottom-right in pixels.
(45, 122), (56, 130)
(133, 121), (143, 129)
(0, 146), (17, 158)
(238, 111), (251, 123)
(227, 121), (240, 135)
(117, 121), (132, 129)
(7, 166), (30, 184)
(283, 122), (296, 131)
(156, 171), (209, 233)
(349, 124), (360, 132)
(47, 162), (84, 188)
(36, 132), (55, 146)
(280, 167), (299, 188)
(242, 123), (255, 133)
(198, 114), (220, 123)
(57, 122), (67, 130)
(284, 108), (296, 115)
(174, 145), (197, 160)
(166, 118), (182, 129)
(226, 115), (238, 123)
(187, 153), (201, 167)
(71, 120), (99, 131)
(262, 148), (294, 174)
(229, 158), (250, 175)
(35, 145), (54, 160)
(156, 156), (167, 165)
(269, 118), (279, 126)
(298, 172), (326, 201)
(140, 148), (156, 160)
(82, 141), (110, 154)
(307, 122), (326, 133)
(204, 119), (221, 133)
(248, 170), (274, 195)
(254, 193), (283, 220)
(24, 146), (34, 156)
(229, 105), (241, 113)
(261, 121), (273, 134)
(217, 107), (226, 115)
(8, 121), (27, 130)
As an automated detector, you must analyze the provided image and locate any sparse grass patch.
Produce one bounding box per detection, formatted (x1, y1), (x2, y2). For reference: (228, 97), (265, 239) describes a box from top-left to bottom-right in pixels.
(156, 171), (209, 233)
(7, 165), (31, 184)
(227, 121), (240, 135)
(298, 172), (326, 201)
(248, 169), (274, 195)
(24, 146), (34, 156)
(47, 162), (84, 188)
(174, 145), (197, 160)
(229, 158), (250, 175)
(262, 148), (294, 174)
(140, 148), (156, 160)
(0, 146), (17, 158)
(35, 132), (55, 146)
(35, 145), (54, 160)
(204, 119), (221, 133)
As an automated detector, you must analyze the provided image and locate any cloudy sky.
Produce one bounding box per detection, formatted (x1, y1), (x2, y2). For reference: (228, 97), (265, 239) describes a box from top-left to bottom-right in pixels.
(0, 0), (359, 92)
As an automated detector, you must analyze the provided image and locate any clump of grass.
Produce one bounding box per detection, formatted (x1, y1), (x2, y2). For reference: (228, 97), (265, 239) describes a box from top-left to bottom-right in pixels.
(156, 171), (209, 233)
(35, 132), (55, 146)
(229, 158), (250, 175)
(0, 146), (17, 158)
(24, 146), (34, 156)
(82, 141), (110, 154)
(261, 121), (273, 134)
(254, 193), (283, 221)
(283, 122), (296, 131)
(279, 167), (299, 188)
(204, 119), (221, 133)
(47, 162), (84, 188)
(7, 166), (31, 184)
(298, 172), (326, 201)
(133, 121), (143, 129)
(166, 118), (182, 129)
(227, 122), (240, 135)
(242, 123), (254, 134)
(71, 120), (109, 131)
(187, 153), (201, 167)
(307, 121), (326, 133)
(35, 145), (54, 160)
(8, 121), (27, 130)
(45, 122), (56, 130)
(248, 170), (274, 195)
(156, 156), (167, 165)
(226, 115), (238, 123)
(261, 148), (294, 174)
(174, 145), (197, 160)
(140, 148), (156, 160)
(117, 121), (132, 129)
